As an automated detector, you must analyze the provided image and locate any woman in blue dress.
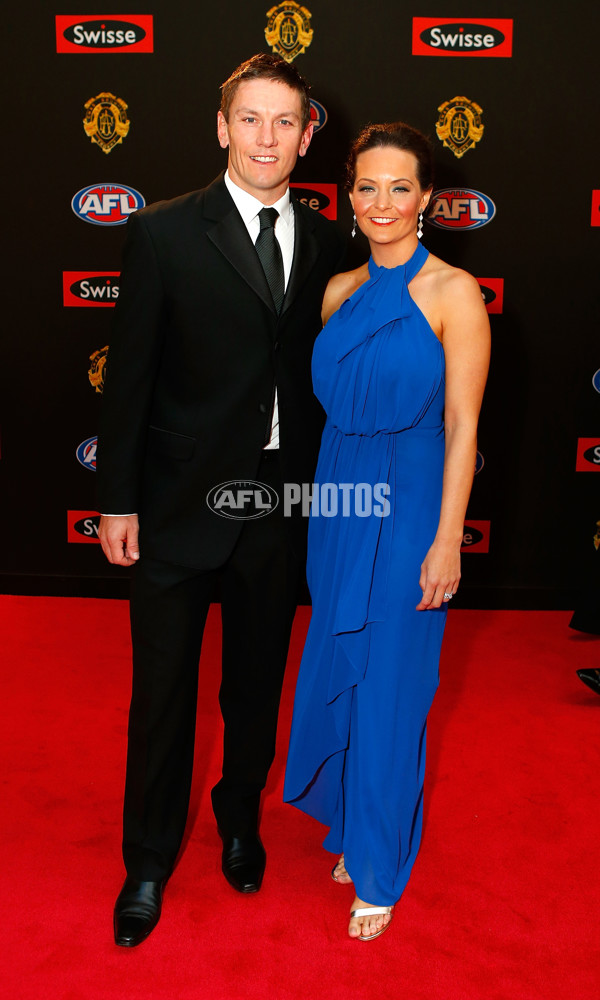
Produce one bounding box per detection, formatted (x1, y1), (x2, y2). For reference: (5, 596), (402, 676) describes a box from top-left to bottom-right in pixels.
(283, 123), (490, 941)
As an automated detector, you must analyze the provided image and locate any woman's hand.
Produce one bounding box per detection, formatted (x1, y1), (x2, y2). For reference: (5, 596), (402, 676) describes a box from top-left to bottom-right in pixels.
(416, 537), (461, 610)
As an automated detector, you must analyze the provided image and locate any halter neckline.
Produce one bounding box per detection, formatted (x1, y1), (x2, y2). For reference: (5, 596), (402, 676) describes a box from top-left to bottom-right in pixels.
(367, 240), (428, 283)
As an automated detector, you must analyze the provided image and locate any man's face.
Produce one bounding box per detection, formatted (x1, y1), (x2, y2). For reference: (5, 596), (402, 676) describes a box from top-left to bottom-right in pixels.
(217, 78), (313, 204)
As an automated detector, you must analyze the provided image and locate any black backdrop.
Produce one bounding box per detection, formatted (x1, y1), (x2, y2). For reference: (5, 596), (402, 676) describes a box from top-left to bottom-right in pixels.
(2, 1), (599, 607)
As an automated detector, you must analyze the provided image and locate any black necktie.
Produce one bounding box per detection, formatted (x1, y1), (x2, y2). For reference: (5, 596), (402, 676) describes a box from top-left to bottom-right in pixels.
(255, 207), (284, 314)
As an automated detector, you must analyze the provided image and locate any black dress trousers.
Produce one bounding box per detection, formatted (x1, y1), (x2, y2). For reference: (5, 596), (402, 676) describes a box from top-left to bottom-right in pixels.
(123, 450), (302, 881)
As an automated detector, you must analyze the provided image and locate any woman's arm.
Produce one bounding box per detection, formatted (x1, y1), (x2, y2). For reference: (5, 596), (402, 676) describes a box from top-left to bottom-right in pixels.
(416, 270), (491, 610)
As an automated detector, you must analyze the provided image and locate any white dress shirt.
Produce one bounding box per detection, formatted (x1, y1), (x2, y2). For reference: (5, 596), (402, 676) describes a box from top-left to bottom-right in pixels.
(224, 170), (296, 450)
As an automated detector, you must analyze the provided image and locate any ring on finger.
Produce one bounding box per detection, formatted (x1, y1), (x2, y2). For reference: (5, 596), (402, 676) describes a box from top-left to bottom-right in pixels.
(443, 592), (453, 601)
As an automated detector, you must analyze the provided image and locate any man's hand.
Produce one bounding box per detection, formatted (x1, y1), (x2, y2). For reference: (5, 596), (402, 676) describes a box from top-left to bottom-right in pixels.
(98, 515), (140, 566)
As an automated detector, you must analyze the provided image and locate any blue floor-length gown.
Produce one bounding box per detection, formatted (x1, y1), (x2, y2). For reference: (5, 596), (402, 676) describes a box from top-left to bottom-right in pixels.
(284, 242), (448, 907)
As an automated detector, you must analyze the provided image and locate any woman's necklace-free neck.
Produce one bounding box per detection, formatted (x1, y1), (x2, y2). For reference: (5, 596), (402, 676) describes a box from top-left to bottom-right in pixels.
(369, 234), (420, 271)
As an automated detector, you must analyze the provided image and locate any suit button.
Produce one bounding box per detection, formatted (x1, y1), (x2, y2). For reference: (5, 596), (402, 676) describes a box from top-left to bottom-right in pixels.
(259, 403), (268, 414)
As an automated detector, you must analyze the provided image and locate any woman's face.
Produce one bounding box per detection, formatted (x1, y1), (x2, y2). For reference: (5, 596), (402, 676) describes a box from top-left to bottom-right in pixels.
(350, 146), (431, 246)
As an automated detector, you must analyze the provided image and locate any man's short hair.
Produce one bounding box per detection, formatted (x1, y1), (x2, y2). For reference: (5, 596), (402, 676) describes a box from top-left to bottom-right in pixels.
(220, 53), (312, 131)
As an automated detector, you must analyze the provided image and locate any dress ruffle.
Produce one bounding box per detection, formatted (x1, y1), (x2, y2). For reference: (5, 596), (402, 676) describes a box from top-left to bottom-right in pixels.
(335, 242), (429, 362)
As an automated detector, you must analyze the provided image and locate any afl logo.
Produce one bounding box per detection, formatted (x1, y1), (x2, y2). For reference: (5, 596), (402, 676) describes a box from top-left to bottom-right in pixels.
(592, 369), (600, 394)
(76, 436), (97, 471)
(429, 189), (496, 230)
(206, 481), (279, 520)
(309, 99), (328, 134)
(71, 183), (145, 226)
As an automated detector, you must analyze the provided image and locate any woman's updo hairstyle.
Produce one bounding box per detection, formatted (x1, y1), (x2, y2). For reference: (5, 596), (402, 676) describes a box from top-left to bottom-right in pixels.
(344, 122), (434, 196)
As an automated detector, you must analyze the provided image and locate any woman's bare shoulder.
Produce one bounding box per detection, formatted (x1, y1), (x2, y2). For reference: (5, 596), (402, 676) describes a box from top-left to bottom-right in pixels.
(422, 252), (482, 300)
(322, 264), (369, 324)
(419, 252), (489, 345)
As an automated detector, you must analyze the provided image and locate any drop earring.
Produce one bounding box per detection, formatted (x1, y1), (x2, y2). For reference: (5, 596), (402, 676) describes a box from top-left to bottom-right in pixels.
(417, 212), (424, 240)
(351, 213), (357, 238)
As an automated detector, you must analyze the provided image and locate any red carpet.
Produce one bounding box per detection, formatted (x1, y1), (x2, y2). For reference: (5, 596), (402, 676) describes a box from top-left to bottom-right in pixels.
(1, 596), (599, 999)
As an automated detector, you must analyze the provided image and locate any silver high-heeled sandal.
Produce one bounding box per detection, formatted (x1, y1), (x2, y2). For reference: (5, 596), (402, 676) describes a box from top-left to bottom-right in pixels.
(350, 906), (394, 941)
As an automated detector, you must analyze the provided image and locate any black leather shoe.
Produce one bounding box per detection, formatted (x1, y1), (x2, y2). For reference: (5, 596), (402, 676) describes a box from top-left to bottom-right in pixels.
(576, 668), (600, 695)
(219, 831), (266, 893)
(114, 877), (166, 947)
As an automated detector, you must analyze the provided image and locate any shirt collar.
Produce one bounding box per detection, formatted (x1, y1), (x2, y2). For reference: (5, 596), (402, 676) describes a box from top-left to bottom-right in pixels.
(224, 170), (292, 228)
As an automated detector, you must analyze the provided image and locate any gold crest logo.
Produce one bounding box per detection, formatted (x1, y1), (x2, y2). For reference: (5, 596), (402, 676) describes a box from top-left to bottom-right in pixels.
(83, 93), (130, 154)
(435, 96), (484, 159)
(265, 3), (313, 63)
(88, 346), (109, 393)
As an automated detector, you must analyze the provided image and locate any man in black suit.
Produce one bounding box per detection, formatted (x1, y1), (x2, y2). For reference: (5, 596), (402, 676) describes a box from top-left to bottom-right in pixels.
(97, 53), (344, 947)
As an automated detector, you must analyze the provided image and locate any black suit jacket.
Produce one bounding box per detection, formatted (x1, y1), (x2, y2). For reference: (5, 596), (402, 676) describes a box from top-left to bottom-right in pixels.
(97, 174), (345, 569)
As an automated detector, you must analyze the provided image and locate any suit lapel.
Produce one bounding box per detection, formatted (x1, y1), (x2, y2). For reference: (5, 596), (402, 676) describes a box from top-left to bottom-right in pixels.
(203, 177), (321, 320)
(282, 198), (320, 318)
(205, 176), (276, 315)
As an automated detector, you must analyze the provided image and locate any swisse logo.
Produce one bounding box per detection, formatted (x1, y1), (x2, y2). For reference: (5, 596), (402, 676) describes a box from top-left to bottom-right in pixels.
(309, 99), (328, 134)
(576, 438), (600, 472)
(76, 436), (97, 471)
(461, 520), (490, 553)
(429, 189), (495, 230)
(413, 18), (513, 57)
(477, 277), (504, 314)
(290, 182), (337, 220)
(67, 511), (101, 544)
(56, 15), (154, 53)
(423, 23), (504, 50)
(63, 271), (119, 307)
(207, 481), (279, 520)
(72, 183), (145, 226)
